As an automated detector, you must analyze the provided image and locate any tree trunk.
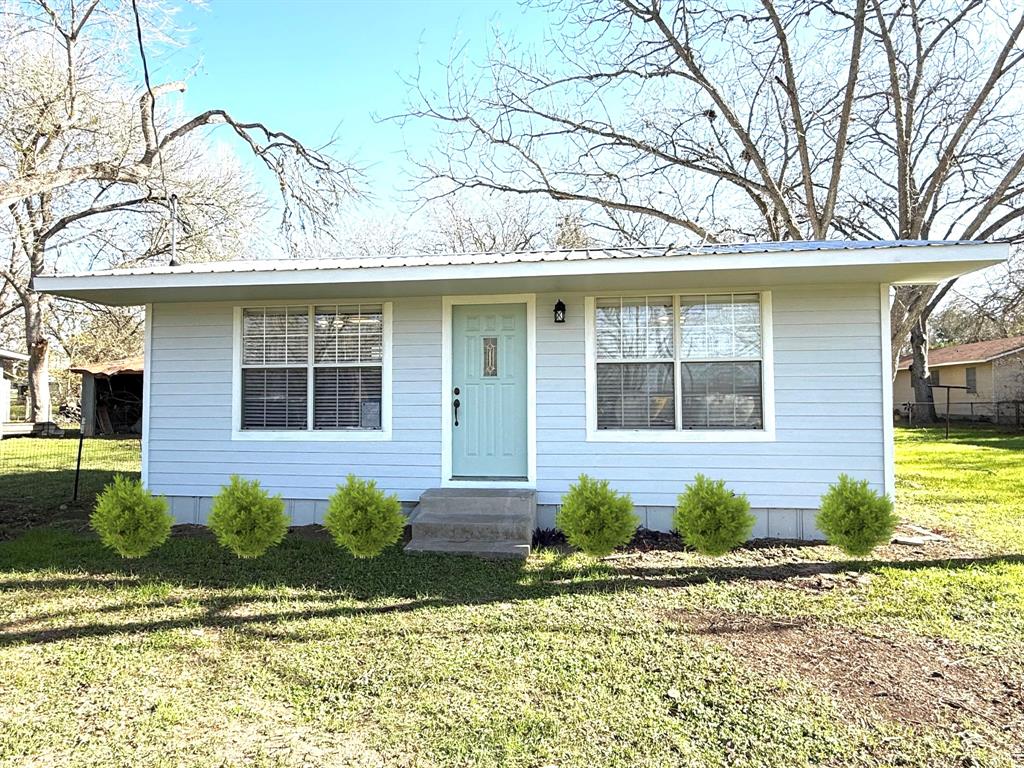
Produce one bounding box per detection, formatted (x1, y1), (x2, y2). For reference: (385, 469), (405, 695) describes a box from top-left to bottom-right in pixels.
(24, 291), (51, 424)
(908, 317), (936, 423)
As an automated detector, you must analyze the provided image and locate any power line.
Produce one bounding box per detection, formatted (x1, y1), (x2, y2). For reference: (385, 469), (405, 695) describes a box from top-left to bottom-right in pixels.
(129, 0), (178, 265)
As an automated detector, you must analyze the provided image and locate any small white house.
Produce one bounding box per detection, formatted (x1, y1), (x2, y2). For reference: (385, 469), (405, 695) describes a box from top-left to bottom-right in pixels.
(37, 240), (1006, 552)
(0, 348), (30, 437)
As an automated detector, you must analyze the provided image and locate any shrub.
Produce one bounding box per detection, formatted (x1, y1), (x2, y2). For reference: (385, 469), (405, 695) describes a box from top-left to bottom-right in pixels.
(673, 474), (754, 556)
(817, 474), (897, 557)
(207, 475), (289, 558)
(91, 475), (172, 558)
(324, 475), (405, 558)
(556, 474), (639, 556)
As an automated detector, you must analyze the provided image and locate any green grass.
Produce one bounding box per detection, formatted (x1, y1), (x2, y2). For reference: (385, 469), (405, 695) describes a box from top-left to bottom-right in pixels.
(0, 436), (140, 511)
(895, 427), (1024, 551)
(0, 427), (1020, 767)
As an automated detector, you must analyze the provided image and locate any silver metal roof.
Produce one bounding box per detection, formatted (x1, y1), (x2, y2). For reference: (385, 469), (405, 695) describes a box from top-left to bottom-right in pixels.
(43, 240), (986, 279)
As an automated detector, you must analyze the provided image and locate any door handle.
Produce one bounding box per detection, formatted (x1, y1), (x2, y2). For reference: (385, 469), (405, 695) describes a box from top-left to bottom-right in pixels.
(453, 398), (461, 426)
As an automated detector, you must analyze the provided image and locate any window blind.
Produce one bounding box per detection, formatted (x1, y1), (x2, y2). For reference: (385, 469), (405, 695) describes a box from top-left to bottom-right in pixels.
(594, 294), (764, 431)
(595, 297), (675, 430)
(240, 304), (385, 432)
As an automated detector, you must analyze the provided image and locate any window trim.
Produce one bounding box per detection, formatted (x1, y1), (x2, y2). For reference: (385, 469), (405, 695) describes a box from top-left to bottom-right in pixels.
(584, 290), (775, 443)
(231, 300), (393, 442)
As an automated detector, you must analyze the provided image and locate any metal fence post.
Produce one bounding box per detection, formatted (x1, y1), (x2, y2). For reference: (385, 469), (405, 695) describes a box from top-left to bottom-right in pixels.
(72, 431), (84, 502)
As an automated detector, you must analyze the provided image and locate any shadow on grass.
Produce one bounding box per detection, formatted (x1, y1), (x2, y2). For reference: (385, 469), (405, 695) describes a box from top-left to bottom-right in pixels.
(898, 426), (1024, 452)
(0, 469), (137, 513)
(0, 527), (1021, 647)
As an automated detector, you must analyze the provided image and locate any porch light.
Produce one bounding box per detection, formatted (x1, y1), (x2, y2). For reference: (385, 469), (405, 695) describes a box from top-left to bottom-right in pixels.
(553, 299), (566, 324)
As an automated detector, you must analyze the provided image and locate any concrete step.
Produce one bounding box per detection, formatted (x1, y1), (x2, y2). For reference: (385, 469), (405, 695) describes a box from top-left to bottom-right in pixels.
(405, 537), (531, 560)
(406, 488), (536, 559)
(412, 513), (533, 542)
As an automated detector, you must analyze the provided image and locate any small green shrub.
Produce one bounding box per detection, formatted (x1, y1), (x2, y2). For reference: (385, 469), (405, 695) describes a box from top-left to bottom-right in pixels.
(817, 474), (897, 556)
(91, 475), (172, 558)
(207, 475), (289, 558)
(324, 474), (405, 558)
(556, 474), (639, 556)
(674, 474), (754, 556)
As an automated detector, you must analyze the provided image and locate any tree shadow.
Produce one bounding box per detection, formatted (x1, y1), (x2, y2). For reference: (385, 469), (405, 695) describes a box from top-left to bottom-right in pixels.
(0, 469), (131, 514)
(0, 527), (1021, 648)
(899, 427), (1024, 452)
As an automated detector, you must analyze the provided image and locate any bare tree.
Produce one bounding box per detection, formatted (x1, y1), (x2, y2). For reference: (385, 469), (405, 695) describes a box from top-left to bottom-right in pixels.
(0, 0), (361, 423)
(405, 0), (1024, 421)
(426, 196), (551, 253)
(933, 259), (1024, 344)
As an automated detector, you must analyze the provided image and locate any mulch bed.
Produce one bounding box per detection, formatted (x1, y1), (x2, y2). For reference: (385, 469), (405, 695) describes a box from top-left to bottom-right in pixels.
(669, 609), (1024, 749)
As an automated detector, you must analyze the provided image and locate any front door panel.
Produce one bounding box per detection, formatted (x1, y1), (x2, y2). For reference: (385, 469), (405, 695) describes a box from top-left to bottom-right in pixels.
(452, 303), (528, 479)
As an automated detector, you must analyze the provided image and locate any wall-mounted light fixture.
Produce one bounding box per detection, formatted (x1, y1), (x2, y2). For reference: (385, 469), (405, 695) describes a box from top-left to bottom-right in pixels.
(553, 299), (566, 324)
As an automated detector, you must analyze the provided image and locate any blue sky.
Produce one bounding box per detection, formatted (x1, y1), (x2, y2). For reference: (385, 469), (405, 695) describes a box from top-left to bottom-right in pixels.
(156, 0), (548, 213)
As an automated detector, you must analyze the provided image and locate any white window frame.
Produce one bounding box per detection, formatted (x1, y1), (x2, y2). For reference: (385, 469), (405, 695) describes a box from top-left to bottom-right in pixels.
(584, 290), (775, 442)
(231, 300), (393, 442)
(965, 366), (977, 394)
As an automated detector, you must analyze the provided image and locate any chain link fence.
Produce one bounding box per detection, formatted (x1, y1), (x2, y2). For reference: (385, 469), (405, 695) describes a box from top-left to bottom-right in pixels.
(895, 400), (1024, 430)
(0, 432), (142, 510)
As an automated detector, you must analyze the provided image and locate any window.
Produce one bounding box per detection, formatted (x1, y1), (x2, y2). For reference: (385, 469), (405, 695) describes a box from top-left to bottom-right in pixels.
(238, 303), (388, 435)
(590, 293), (769, 435)
(965, 366), (977, 394)
(931, 368), (941, 387)
(595, 297), (675, 429)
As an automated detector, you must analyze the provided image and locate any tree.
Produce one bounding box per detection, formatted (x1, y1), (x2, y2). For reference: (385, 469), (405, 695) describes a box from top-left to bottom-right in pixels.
(407, 0), (1024, 421)
(427, 196), (550, 253)
(1, 0), (361, 423)
(932, 259), (1024, 345)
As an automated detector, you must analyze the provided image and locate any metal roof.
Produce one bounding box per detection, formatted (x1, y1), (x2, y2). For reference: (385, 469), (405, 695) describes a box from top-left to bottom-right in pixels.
(0, 349), (29, 362)
(70, 357), (144, 377)
(42, 240), (987, 279)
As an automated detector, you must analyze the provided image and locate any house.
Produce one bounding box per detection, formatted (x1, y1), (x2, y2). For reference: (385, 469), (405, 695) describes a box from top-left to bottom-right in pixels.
(894, 335), (1024, 424)
(71, 357), (144, 436)
(0, 348), (30, 437)
(36, 240), (1006, 554)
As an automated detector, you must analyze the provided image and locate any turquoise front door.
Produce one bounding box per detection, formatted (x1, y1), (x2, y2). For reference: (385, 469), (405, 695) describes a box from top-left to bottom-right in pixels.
(451, 303), (529, 479)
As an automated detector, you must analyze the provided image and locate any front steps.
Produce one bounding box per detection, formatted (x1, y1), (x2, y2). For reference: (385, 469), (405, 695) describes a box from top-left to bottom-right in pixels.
(405, 488), (536, 559)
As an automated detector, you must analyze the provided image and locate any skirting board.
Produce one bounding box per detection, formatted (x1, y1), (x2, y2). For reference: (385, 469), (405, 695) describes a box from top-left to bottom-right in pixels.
(163, 496), (825, 542)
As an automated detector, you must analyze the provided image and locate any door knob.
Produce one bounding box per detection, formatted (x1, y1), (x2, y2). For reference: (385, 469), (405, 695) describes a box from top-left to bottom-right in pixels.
(453, 398), (461, 426)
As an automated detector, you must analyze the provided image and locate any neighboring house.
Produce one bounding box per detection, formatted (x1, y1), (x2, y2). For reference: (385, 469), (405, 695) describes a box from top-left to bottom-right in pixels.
(894, 335), (1024, 423)
(37, 240), (1005, 552)
(72, 357), (145, 436)
(0, 348), (30, 437)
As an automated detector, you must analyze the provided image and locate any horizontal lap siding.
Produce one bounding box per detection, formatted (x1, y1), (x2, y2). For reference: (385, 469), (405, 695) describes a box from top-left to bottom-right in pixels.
(147, 298), (442, 499)
(533, 286), (885, 509)
(148, 285), (885, 510)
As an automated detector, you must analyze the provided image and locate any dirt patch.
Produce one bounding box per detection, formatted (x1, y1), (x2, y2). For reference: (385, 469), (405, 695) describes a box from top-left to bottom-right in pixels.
(670, 610), (1024, 745)
(0, 503), (91, 541)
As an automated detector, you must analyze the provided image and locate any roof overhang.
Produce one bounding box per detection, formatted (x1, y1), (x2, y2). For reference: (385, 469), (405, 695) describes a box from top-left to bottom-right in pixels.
(35, 241), (1008, 306)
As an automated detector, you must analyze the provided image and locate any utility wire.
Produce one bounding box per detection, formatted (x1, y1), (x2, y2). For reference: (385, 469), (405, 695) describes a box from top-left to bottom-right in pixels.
(130, 0), (178, 265)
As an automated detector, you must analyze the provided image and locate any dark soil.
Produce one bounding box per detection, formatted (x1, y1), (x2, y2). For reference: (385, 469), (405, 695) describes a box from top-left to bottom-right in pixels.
(670, 610), (1024, 747)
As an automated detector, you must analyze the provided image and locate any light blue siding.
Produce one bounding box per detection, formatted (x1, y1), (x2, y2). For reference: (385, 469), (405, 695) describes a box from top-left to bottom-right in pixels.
(146, 283), (885, 513)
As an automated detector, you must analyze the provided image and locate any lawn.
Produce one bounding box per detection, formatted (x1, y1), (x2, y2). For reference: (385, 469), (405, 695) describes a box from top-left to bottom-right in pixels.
(0, 428), (1021, 767)
(0, 436), (140, 520)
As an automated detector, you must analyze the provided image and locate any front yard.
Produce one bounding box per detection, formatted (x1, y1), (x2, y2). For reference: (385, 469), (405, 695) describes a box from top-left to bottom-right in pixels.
(0, 428), (1021, 767)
